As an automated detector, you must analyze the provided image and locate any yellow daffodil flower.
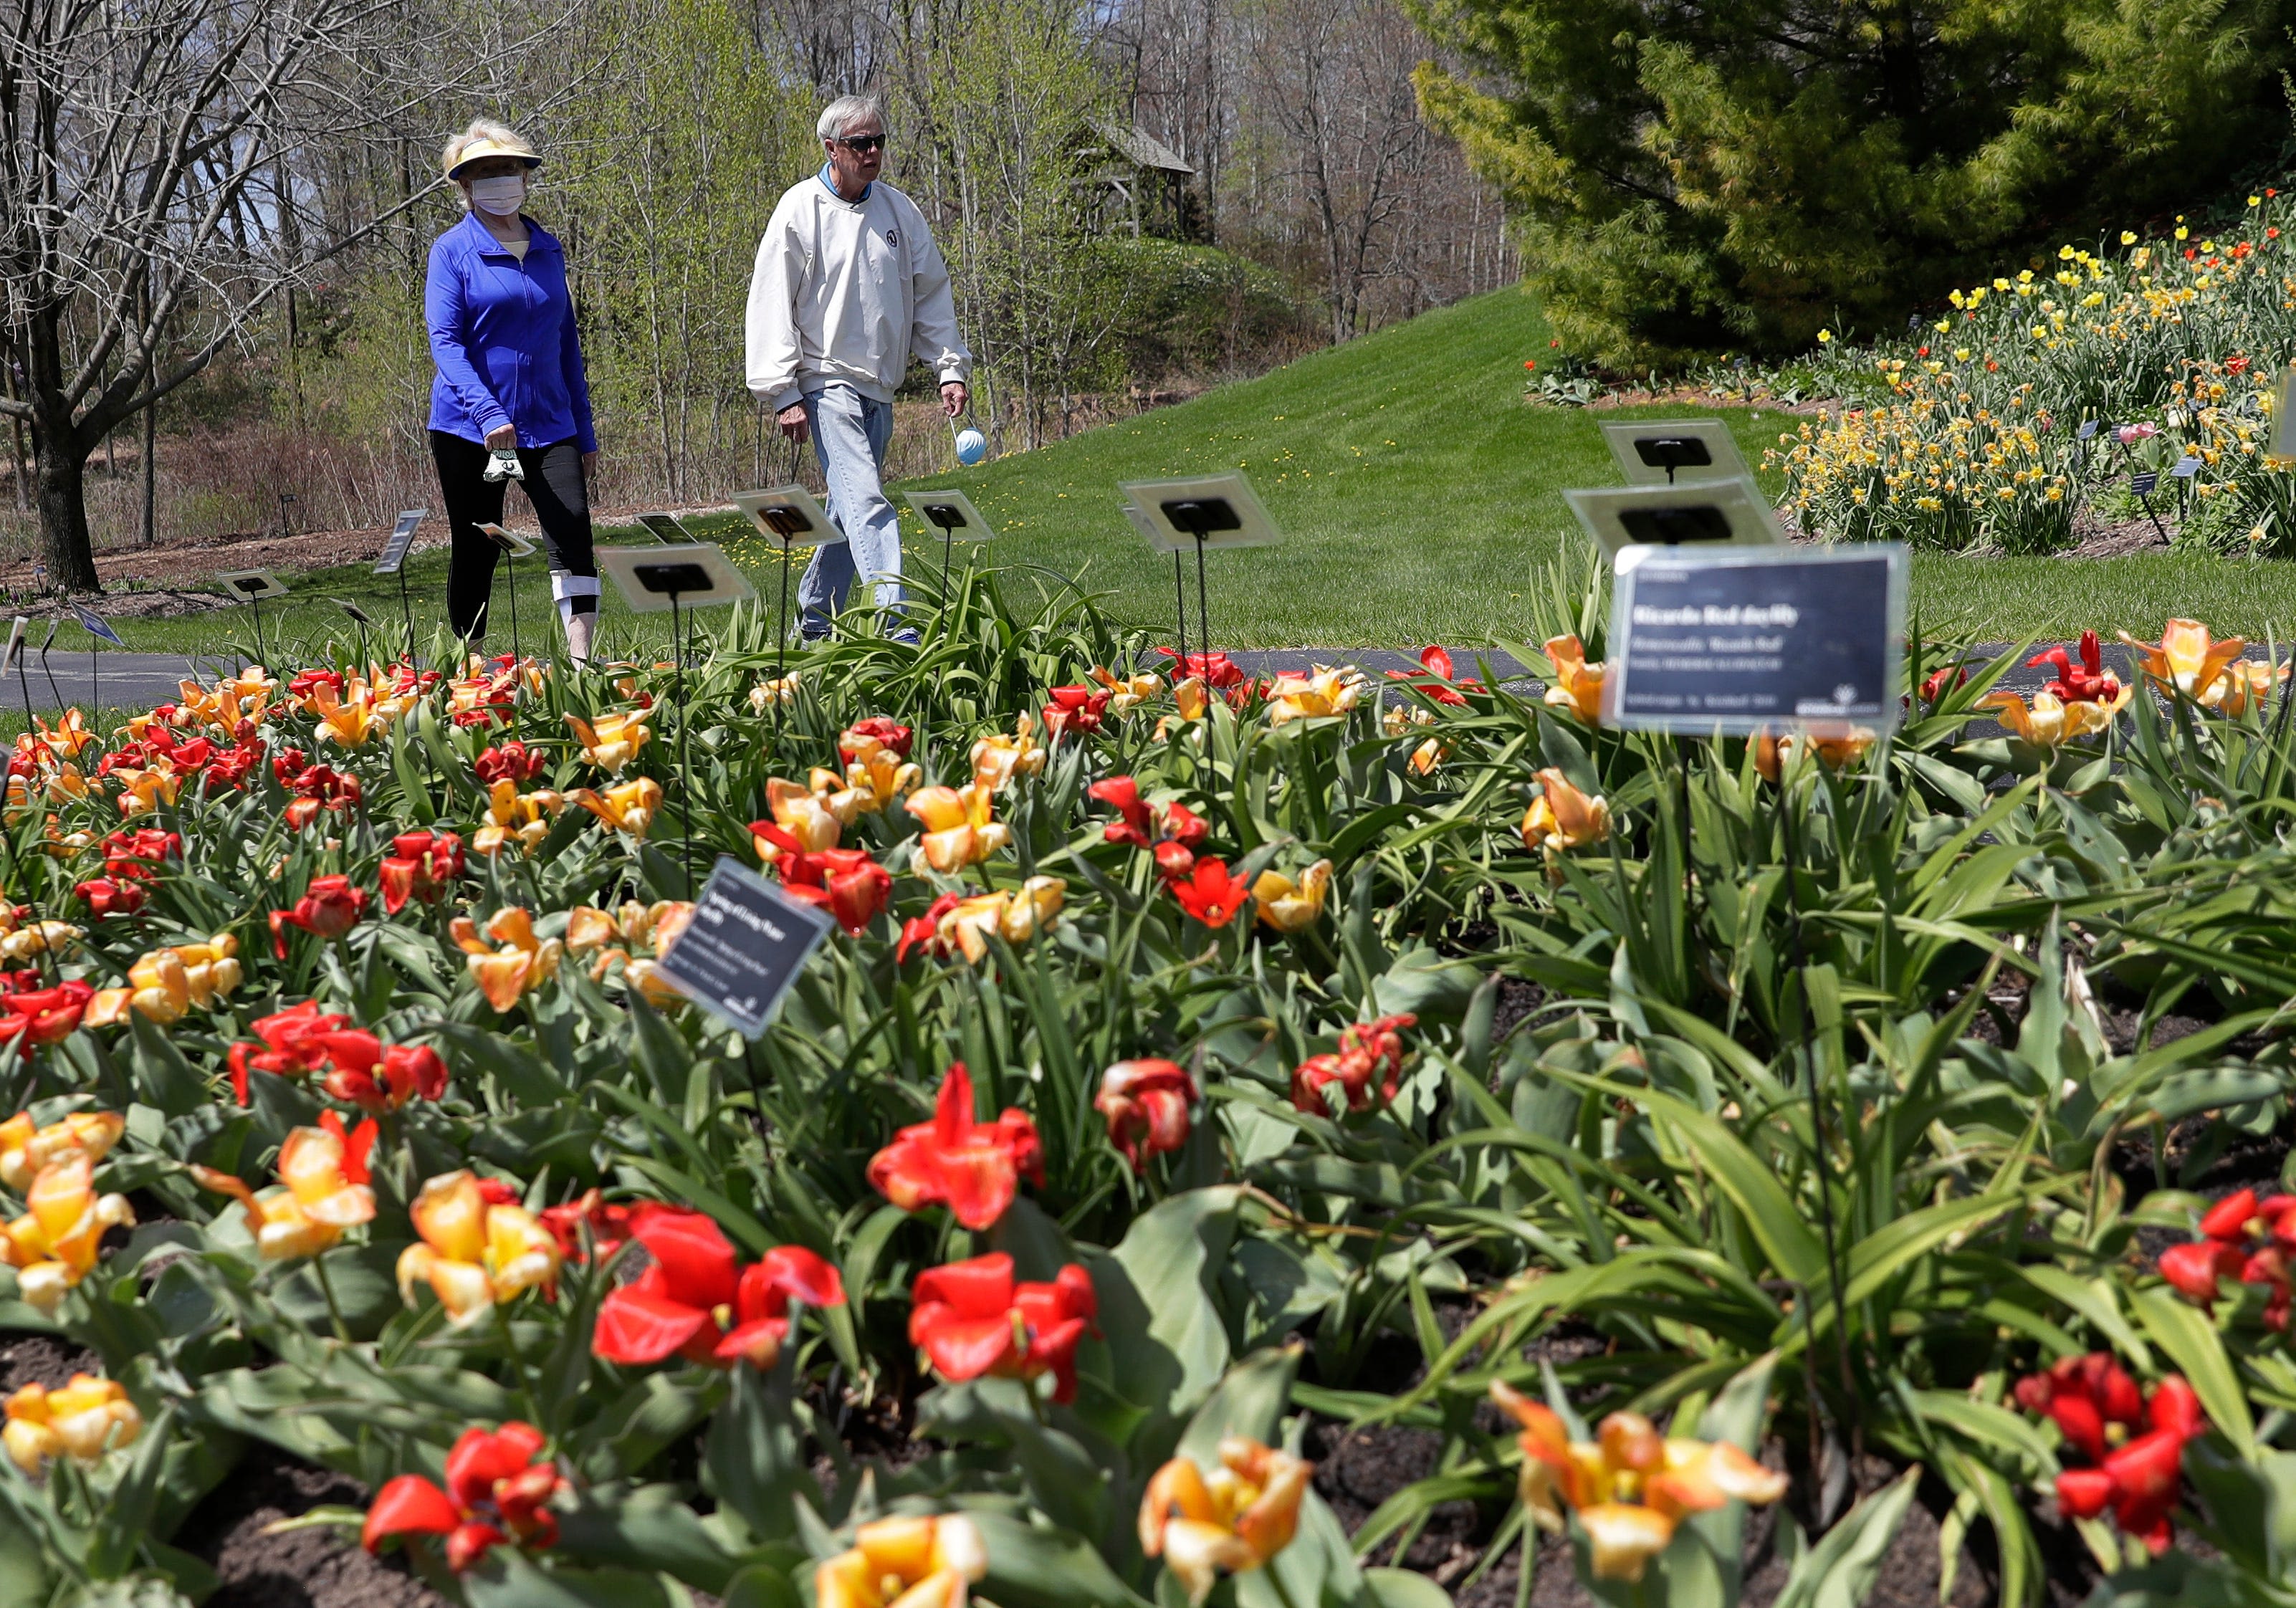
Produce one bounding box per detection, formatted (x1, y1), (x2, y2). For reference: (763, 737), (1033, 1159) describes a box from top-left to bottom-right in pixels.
(1542, 636), (1606, 724)
(1488, 1381), (1786, 1584)
(568, 776), (664, 840)
(85, 936), (241, 1027)
(1252, 859), (1332, 933)
(1266, 666), (1363, 725)
(450, 909), (563, 1013)
(0, 1152), (134, 1312)
(907, 783), (1009, 873)
(191, 1121), (377, 1262)
(1521, 769), (1609, 856)
(2120, 618), (2247, 699)
(1139, 1437), (1312, 1606)
(395, 1169), (560, 1325)
(565, 710), (652, 772)
(4, 1374), (140, 1474)
(815, 1513), (987, 1608)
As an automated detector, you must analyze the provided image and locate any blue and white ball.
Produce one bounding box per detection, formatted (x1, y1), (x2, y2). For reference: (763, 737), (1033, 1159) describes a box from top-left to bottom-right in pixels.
(954, 428), (987, 466)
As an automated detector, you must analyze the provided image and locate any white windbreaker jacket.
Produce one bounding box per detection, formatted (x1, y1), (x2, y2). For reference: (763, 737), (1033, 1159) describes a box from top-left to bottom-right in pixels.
(744, 173), (970, 412)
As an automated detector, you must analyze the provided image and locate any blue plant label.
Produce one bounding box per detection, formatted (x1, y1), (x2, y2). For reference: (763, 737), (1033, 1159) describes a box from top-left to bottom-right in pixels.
(71, 606), (123, 648)
(2132, 471), (2160, 495)
(654, 856), (834, 1038)
(2171, 456), (2201, 479)
(1605, 545), (1906, 736)
(2077, 420), (2099, 440)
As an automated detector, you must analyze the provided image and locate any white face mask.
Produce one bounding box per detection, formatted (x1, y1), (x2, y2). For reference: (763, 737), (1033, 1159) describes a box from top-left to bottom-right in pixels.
(468, 175), (525, 216)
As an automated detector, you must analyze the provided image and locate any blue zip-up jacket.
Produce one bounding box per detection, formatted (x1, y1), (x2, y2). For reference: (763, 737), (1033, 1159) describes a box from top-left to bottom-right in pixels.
(425, 211), (597, 452)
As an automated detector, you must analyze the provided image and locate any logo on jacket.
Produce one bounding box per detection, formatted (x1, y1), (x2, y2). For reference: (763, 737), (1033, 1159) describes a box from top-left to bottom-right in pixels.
(885, 229), (899, 247)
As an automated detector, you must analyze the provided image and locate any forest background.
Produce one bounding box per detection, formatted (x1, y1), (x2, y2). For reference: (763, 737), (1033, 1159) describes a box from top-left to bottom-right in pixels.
(4, 0), (1516, 569)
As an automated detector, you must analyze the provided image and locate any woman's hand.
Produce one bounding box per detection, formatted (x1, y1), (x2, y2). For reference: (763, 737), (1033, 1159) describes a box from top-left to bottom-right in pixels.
(583, 450), (598, 475)
(484, 423), (517, 450)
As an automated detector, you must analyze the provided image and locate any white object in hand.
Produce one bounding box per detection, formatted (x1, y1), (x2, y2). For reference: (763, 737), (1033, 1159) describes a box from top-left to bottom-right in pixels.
(954, 428), (986, 466)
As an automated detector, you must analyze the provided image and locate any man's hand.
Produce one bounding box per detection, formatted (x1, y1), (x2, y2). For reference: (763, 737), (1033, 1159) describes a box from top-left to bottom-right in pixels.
(777, 403), (810, 445)
(941, 381), (968, 418)
(484, 423), (517, 450)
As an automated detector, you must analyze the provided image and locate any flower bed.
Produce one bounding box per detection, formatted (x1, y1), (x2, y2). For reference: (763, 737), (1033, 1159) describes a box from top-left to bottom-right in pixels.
(0, 575), (2292, 1606)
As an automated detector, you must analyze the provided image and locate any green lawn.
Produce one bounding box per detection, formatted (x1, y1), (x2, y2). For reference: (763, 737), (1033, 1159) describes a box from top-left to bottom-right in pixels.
(85, 287), (2296, 659)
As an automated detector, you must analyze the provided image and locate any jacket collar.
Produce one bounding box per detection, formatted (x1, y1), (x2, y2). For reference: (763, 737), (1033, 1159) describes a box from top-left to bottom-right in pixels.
(459, 209), (558, 257)
(818, 163), (871, 204)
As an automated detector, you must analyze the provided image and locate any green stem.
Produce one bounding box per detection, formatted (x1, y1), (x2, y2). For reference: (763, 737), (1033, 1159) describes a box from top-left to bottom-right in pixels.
(1263, 1560), (1306, 1608)
(495, 1299), (542, 1424)
(311, 1248), (353, 1344)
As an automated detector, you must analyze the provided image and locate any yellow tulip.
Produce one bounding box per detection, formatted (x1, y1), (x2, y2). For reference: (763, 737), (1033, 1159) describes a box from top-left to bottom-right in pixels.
(568, 901), (695, 1008)
(0, 1152), (134, 1313)
(2204, 658), (2290, 715)
(750, 674), (800, 710)
(0, 1111), (122, 1193)
(1172, 676), (1210, 722)
(472, 779), (562, 858)
(451, 909), (564, 1013)
(565, 710), (653, 773)
(933, 877), (1066, 963)
(85, 936), (241, 1028)
(1252, 859), (1332, 933)
(971, 713), (1046, 791)
(1980, 690), (2117, 748)
(906, 783), (1009, 874)
(766, 776), (843, 851)
(814, 1513), (987, 1608)
(110, 762), (180, 816)
(3, 1374), (140, 1474)
(842, 741), (922, 812)
(310, 682), (384, 747)
(569, 776), (664, 839)
(1541, 635), (1606, 724)
(2121, 619), (2249, 699)
(1753, 726), (1880, 780)
(1087, 664), (1163, 714)
(29, 710), (96, 759)
(0, 916), (77, 964)
(806, 766), (867, 825)
(1265, 666), (1363, 725)
(1520, 770), (1610, 855)
(191, 1121), (377, 1262)
(1410, 737), (1447, 775)
(1139, 1437), (1312, 1606)
(178, 670), (273, 734)
(394, 1170), (561, 1325)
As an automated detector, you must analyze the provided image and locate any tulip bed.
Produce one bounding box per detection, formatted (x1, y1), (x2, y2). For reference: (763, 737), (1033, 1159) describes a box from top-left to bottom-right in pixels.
(3, 568), (2296, 1608)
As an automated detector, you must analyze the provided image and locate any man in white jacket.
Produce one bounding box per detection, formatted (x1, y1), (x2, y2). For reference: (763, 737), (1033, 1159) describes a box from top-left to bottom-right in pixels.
(745, 95), (971, 642)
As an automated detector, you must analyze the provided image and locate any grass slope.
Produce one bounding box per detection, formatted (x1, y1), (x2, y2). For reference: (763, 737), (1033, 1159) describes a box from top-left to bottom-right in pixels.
(89, 287), (2296, 659)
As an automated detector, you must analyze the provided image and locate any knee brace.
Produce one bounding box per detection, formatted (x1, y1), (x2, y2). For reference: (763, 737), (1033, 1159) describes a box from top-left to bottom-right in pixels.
(553, 573), (601, 628)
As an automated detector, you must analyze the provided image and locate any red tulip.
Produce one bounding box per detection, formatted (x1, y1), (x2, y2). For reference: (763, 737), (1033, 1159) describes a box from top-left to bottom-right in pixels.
(474, 740), (547, 785)
(378, 831), (464, 914)
(228, 1000), (353, 1104)
(363, 1421), (565, 1572)
(896, 891), (964, 965)
(279, 764), (363, 831)
(0, 979), (94, 1060)
(1290, 1013), (1418, 1114)
(2024, 1363), (2205, 1554)
(590, 1207), (844, 1369)
(1168, 858), (1248, 925)
(2014, 1351), (2145, 1462)
(1042, 686), (1111, 740)
(101, 828), (180, 879)
(909, 1251), (1097, 1403)
(1089, 777), (1153, 846)
(838, 718), (913, 762)
(537, 1190), (636, 1263)
(1918, 664), (1969, 703)
(1152, 648), (1246, 688)
(867, 1062), (1043, 1230)
(1383, 645), (1482, 706)
(269, 875), (368, 957)
(320, 1037), (449, 1113)
(1096, 1059), (1196, 1172)
(2027, 631), (2121, 705)
(74, 877), (145, 919)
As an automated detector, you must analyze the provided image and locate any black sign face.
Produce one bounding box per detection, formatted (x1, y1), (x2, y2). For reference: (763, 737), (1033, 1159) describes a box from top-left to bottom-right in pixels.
(654, 858), (834, 1037)
(636, 513), (687, 545)
(634, 562), (712, 595)
(1607, 546), (1905, 734)
(2132, 471), (2160, 496)
(375, 512), (423, 576)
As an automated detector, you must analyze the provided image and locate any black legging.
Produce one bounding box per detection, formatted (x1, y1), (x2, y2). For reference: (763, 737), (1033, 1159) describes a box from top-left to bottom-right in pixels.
(429, 431), (599, 641)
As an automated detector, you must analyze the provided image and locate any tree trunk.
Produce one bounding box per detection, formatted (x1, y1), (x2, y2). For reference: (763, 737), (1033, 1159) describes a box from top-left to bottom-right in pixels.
(32, 436), (101, 593)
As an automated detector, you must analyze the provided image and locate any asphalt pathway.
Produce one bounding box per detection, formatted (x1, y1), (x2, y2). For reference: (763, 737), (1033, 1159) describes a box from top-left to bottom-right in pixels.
(0, 639), (2266, 715)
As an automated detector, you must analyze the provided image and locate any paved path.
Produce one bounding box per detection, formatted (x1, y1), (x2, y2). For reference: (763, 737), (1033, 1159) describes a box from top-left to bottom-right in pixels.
(0, 640), (2261, 715)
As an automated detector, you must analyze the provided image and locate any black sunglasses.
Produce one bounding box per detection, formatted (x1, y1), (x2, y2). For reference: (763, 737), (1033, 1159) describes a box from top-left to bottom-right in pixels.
(835, 133), (886, 152)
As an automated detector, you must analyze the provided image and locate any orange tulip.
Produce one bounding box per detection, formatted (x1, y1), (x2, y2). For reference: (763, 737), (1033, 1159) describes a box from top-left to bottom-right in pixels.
(970, 714), (1046, 791)
(568, 776), (663, 840)
(472, 779), (562, 857)
(1087, 664), (1163, 714)
(906, 783), (1008, 874)
(395, 1170), (562, 1324)
(1541, 635), (1606, 723)
(0, 1151), (135, 1312)
(2204, 658), (2290, 714)
(3, 1374), (140, 1473)
(0, 1109), (122, 1193)
(191, 1115), (378, 1262)
(1139, 1437), (1313, 1606)
(1753, 726), (1881, 778)
(2121, 619), (2247, 699)
(1520, 769), (1609, 855)
(451, 909), (563, 1013)
(565, 710), (651, 772)
(1979, 691), (2117, 748)
(765, 777), (843, 852)
(1266, 666), (1363, 725)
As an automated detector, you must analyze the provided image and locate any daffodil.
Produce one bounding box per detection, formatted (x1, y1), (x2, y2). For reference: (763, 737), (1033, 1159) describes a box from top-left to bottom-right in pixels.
(1252, 859), (1332, 933)
(450, 909), (563, 1013)
(0, 1151), (134, 1312)
(2120, 619), (2247, 699)
(1266, 666), (1363, 724)
(4, 1374), (140, 1473)
(565, 710), (652, 773)
(907, 783), (1009, 873)
(82, 935), (241, 1027)
(1488, 1380), (1787, 1584)
(472, 780), (563, 858)
(971, 713), (1046, 791)
(395, 1169), (561, 1325)
(191, 1116), (378, 1261)
(1521, 769), (1609, 856)
(1541, 635), (1605, 724)
(814, 1513), (987, 1608)
(568, 776), (664, 840)
(1139, 1437), (1312, 1605)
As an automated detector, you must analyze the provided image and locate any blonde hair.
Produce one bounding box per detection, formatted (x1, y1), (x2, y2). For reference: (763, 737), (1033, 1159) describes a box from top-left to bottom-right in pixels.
(440, 118), (538, 199)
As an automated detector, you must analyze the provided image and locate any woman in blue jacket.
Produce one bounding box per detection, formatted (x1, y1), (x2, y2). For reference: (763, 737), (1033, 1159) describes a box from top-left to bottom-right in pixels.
(426, 120), (601, 663)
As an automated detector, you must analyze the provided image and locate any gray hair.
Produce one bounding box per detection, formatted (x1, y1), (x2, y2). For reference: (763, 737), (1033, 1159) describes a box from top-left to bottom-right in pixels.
(817, 95), (885, 142)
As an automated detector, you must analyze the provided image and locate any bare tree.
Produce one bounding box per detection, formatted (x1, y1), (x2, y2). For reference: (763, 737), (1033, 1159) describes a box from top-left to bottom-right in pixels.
(0, 0), (505, 589)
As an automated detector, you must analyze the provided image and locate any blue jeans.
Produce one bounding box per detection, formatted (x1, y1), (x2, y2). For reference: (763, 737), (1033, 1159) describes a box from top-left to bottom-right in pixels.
(795, 384), (904, 637)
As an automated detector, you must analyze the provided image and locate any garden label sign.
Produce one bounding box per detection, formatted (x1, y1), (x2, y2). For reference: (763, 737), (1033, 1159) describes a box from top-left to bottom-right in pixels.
(654, 856), (834, 1037)
(1605, 544), (1907, 734)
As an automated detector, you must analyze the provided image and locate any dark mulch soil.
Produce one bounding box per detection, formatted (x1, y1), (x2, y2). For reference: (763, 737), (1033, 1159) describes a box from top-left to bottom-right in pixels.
(0, 1331), (100, 1394)
(178, 1441), (446, 1608)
